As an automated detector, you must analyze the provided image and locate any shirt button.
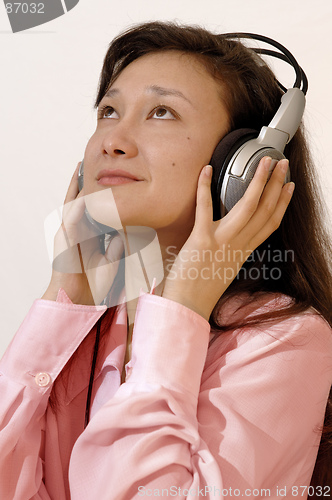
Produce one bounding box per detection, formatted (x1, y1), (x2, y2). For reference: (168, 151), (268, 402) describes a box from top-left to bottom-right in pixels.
(35, 372), (51, 387)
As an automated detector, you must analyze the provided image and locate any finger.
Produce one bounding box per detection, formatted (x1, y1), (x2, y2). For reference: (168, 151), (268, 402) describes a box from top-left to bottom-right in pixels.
(255, 159), (289, 212)
(64, 162), (82, 205)
(238, 159), (290, 242)
(80, 234), (124, 271)
(62, 192), (86, 234)
(220, 156), (272, 232)
(194, 165), (214, 229)
(105, 234), (125, 263)
(247, 181), (295, 249)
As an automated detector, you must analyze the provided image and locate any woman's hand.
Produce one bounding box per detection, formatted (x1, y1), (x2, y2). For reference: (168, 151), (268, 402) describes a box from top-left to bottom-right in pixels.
(162, 157), (295, 321)
(42, 162), (124, 305)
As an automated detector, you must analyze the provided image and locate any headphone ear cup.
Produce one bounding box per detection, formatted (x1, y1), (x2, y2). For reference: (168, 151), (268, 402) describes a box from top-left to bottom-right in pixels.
(210, 129), (259, 220)
(78, 159), (84, 192)
(221, 146), (287, 217)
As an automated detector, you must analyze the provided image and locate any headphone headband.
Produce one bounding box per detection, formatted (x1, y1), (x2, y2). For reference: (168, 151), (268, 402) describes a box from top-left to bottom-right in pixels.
(209, 33), (307, 220)
(222, 32), (308, 94)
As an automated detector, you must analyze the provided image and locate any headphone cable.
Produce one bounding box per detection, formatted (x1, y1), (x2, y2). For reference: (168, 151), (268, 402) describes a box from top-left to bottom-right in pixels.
(84, 316), (102, 429)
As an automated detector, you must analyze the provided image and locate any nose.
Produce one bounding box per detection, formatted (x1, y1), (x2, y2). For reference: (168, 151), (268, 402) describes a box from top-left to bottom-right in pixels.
(102, 123), (139, 159)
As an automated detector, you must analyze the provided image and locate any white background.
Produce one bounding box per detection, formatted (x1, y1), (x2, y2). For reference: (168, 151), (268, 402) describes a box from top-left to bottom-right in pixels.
(1, 0), (331, 356)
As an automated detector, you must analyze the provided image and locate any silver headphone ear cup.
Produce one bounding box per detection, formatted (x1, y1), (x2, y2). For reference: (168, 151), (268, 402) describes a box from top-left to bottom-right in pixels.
(78, 159), (84, 192)
(221, 147), (287, 216)
(210, 129), (259, 221)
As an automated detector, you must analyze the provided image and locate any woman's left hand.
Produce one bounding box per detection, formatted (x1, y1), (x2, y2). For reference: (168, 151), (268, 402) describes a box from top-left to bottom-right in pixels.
(162, 156), (295, 321)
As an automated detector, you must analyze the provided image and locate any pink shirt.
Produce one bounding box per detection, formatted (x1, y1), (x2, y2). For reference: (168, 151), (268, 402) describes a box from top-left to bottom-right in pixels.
(0, 288), (331, 499)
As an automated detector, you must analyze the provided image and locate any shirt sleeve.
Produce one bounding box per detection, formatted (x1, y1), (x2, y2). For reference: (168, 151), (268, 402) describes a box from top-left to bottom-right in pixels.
(68, 293), (332, 499)
(0, 293), (106, 500)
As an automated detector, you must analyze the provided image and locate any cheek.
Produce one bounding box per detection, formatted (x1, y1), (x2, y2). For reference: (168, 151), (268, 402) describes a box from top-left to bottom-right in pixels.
(161, 136), (206, 170)
(84, 132), (98, 157)
(159, 162), (199, 213)
(150, 136), (208, 200)
(161, 134), (217, 212)
(181, 133), (217, 169)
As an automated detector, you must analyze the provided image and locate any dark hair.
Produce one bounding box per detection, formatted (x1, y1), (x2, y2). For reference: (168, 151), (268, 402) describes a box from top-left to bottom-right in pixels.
(52, 21), (332, 490)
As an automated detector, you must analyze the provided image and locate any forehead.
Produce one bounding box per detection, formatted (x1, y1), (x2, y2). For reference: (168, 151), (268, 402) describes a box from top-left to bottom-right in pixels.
(105, 51), (224, 104)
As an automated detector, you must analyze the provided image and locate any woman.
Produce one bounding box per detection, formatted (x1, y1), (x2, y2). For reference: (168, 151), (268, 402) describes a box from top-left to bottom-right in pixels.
(0, 21), (331, 499)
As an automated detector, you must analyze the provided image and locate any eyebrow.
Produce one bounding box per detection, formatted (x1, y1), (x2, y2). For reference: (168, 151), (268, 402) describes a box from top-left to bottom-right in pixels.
(102, 85), (194, 106)
(147, 85), (194, 106)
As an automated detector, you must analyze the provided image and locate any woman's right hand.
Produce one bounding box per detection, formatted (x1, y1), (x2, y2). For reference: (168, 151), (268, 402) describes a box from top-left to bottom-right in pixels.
(42, 162), (124, 305)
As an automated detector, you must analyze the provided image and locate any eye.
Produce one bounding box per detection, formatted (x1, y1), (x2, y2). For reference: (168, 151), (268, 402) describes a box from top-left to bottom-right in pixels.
(150, 106), (177, 120)
(97, 105), (119, 120)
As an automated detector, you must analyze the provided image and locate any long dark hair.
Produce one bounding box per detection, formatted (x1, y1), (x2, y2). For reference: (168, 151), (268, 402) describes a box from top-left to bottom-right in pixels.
(52, 21), (332, 489)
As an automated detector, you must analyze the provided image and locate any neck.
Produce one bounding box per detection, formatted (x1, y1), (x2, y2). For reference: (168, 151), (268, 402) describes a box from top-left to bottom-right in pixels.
(121, 225), (189, 325)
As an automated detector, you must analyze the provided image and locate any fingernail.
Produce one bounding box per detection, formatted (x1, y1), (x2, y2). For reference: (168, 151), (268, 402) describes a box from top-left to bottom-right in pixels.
(279, 159), (289, 173)
(263, 157), (272, 169)
(205, 165), (213, 178)
(286, 182), (295, 194)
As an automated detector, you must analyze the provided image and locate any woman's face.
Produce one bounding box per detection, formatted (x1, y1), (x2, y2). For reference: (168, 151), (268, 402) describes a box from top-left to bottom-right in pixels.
(83, 51), (229, 243)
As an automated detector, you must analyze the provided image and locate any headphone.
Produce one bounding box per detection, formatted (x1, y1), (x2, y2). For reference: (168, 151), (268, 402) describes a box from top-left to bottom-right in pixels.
(78, 33), (307, 229)
(210, 32), (307, 220)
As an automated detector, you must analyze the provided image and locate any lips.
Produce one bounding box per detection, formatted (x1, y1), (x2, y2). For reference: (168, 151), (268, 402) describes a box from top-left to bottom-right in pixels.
(97, 169), (141, 181)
